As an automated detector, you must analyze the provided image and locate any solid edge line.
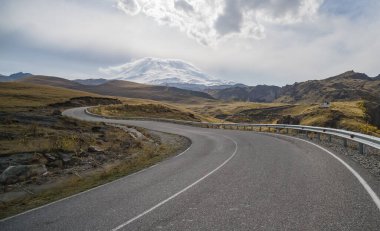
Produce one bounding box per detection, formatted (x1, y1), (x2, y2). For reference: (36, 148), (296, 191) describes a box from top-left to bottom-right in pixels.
(272, 133), (380, 211)
(111, 136), (238, 231)
(0, 146), (192, 223)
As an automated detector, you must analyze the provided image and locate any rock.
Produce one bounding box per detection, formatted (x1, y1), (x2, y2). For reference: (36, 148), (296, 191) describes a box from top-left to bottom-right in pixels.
(88, 146), (103, 153)
(0, 164), (47, 185)
(0, 153), (46, 172)
(47, 160), (63, 168)
(58, 153), (72, 164)
(44, 153), (57, 162)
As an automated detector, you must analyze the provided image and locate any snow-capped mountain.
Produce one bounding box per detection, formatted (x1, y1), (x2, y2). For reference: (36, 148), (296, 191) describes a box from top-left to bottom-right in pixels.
(99, 57), (235, 90)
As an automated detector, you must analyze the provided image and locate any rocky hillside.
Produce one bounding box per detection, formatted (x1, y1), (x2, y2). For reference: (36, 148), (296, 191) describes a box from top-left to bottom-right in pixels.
(206, 85), (280, 102)
(207, 71), (380, 128)
(277, 71), (380, 103)
(208, 71), (380, 104)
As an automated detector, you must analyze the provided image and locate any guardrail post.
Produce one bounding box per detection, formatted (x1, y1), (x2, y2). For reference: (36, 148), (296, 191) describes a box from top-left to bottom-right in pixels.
(259, 127), (261, 132)
(328, 135), (332, 142)
(358, 143), (364, 154)
(343, 138), (348, 148)
(317, 133), (320, 141)
(286, 128), (289, 134)
(305, 131), (308, 139)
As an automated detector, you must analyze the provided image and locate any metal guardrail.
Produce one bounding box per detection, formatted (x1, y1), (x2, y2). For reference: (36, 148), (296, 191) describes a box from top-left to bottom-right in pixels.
(84, 107), (380, 154)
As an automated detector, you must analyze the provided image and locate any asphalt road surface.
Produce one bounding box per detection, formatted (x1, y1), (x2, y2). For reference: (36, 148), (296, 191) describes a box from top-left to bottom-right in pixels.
(1, 107), (380, 230)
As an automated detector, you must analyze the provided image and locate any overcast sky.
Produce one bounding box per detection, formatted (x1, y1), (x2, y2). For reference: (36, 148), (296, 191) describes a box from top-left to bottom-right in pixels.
(1, 0), (379, 86)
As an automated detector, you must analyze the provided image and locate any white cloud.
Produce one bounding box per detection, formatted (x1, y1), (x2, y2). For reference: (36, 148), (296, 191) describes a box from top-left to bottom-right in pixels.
(117, 0), (141, 15)
(116, 0), (324, 45)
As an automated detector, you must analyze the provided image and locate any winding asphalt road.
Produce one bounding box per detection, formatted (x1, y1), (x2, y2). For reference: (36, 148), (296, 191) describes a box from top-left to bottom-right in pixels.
(1, 107), (380, 230)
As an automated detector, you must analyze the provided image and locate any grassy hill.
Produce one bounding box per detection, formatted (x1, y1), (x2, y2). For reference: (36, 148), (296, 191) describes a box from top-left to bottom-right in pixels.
(183, 101), (379, 136)
(90, 104), (203, 122)
(19, 76), (215, 103)
(0, 82), (98, 111)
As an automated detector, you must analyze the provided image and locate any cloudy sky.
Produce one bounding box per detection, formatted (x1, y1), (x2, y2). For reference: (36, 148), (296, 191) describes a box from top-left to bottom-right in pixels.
(1, 0), (379, 86)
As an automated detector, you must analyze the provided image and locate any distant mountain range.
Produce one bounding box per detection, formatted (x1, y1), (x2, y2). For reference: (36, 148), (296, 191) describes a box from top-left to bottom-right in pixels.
(2, 70), (379, 105)
(99, 57), (235, 91)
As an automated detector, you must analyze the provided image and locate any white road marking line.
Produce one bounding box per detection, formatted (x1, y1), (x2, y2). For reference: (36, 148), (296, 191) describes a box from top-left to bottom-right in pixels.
(111, 136), (238, 231)
(274, 133), (380, 211)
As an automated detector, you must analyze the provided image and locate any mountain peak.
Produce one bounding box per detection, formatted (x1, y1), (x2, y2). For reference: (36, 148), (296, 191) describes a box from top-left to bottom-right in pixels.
(327, 70), (371, 81)
(99, 57), (234, 88)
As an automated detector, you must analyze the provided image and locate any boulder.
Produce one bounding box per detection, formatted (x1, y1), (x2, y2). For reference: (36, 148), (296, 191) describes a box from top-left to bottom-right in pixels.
(0, 164), (47, 185)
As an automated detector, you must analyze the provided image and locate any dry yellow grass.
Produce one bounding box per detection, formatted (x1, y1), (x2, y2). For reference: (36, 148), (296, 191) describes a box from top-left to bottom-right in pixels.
(174, 101), (288, 118)
(0, 82), (98, 110)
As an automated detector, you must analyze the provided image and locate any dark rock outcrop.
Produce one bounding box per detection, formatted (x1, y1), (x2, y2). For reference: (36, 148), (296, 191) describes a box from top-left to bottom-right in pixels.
(0, 164), (47, 185)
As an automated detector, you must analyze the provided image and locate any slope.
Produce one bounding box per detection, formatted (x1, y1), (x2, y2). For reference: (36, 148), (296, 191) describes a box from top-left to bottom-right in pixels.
(18, 76), (215, 103)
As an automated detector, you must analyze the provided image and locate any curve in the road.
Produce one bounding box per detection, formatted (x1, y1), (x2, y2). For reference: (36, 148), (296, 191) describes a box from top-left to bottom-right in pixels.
(112, 135), (238, 231)
(0, 107), (379, 231)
